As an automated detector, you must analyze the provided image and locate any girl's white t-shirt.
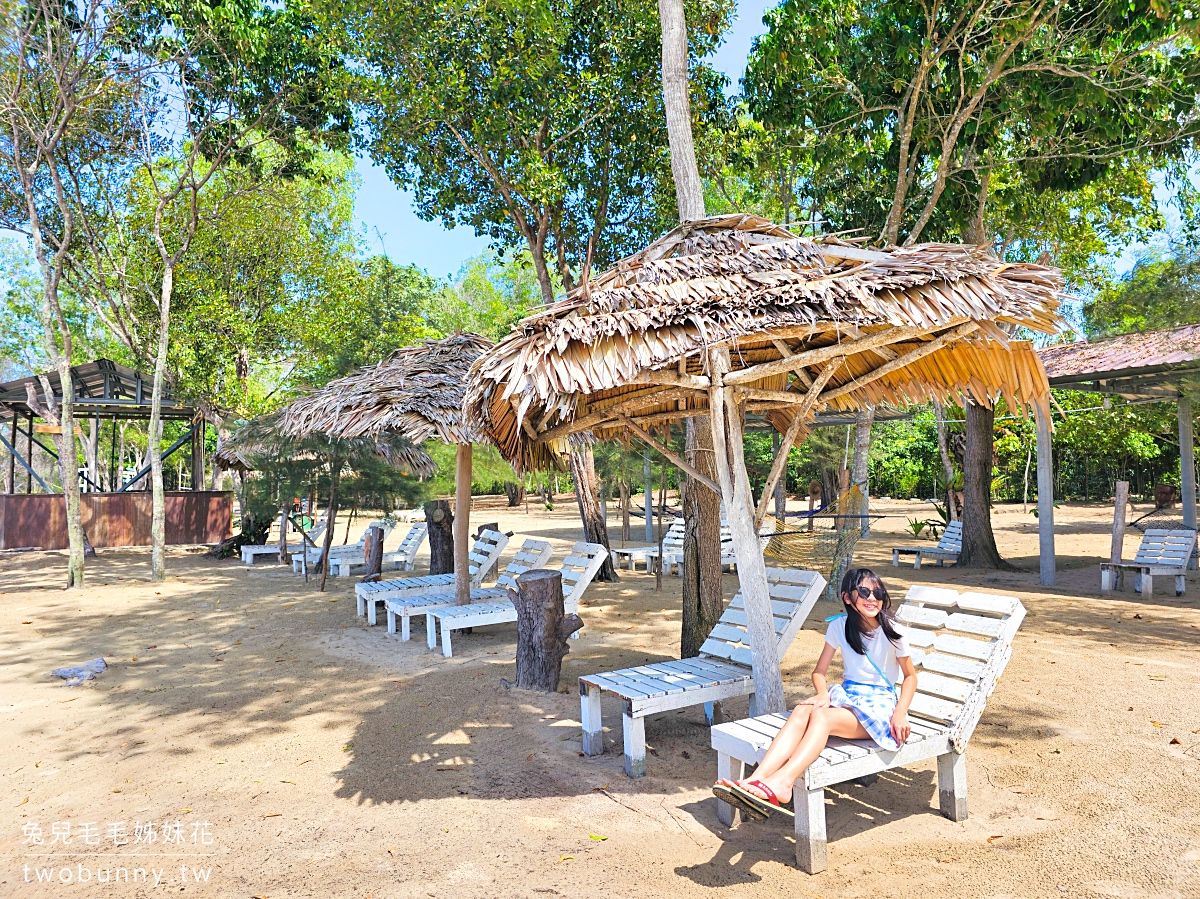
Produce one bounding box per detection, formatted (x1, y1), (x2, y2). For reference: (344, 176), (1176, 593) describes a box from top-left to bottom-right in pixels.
(824, 616), (911, 687)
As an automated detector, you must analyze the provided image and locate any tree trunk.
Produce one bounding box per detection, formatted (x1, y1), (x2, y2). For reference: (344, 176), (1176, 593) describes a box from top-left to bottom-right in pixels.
(657, 0), (705, 221)
(618, 479), (630, 541)
(277, 505), (289, 564)
(363, 524), (384, 582)
(454, 443), (473, 604)
(510, 570), (583, 691)
(503, 481), (525, 507)
(569, 445), (617, 581)
(50, 376), (86, 586)
(934, 399), (958, 521)
(851, 404), (874, 536)
(317, 465), (341, 592)
(425, 499), (455, 575)
(959, 401), (1009, 569)
(148, 263), (173, 582)
(681, 417), (724, 658)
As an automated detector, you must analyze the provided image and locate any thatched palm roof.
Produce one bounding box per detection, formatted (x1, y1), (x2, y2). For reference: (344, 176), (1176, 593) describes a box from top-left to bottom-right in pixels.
(465, 214), (1063, 469)
(279, 333), (492, 445)
(215, 410), (437, 478)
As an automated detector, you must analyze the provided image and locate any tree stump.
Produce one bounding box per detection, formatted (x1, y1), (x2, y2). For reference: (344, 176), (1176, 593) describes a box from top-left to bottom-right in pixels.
(425, 500), (454, 575)
(474, 522), (499, 540)
(361, 525), (384, 582)
(510, 570), (583, 692)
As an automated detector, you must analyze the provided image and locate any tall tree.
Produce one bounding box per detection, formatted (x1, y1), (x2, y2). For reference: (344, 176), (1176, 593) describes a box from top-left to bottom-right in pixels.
(331, 0), (731, 581)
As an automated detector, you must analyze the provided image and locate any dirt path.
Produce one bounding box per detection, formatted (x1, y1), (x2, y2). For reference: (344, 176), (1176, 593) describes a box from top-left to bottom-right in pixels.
(1, 499), (1198, 897)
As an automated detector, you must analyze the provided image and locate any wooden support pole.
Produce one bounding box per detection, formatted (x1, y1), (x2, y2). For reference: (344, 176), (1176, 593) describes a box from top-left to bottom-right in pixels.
(619, 415), (720, 495)
(1179, 397), (1196, 532)
(644, 449), (653, 543)
(1035, 403), (1055, 587)
(708, 346), (785, 715)
(191, 417), (204, 490)
(1110, 481), (1129, 565)
(454, 443), (473, 605)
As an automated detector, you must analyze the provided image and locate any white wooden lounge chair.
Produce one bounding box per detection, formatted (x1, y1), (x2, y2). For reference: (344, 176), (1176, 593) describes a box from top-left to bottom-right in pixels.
(892, 520), (962, 569)
(581, 568), (826, 777)
(241, 519), (327, 566)
(291, 520), (393, 573)
(384, 538), (554, 640)
(423, 541), (608, 658)
(663, 524), (738, 575)
(710, 584), (1025, 873)
(611, 519), (684, 571)
(1101, 527), (1196, 598)
(331, 522), (428, 577)
(395, 507), (426, 523)
(354, 529), (509, 625)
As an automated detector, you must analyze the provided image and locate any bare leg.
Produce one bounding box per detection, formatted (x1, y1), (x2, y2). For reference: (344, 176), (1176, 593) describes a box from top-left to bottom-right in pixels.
(719, 704), (814, 789)
(744, 707), (868, 805)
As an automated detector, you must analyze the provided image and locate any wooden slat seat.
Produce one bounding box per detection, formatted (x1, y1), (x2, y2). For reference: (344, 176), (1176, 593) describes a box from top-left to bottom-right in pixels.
(332, 522), (430, 577)
(382, 538), (553, 640)
(423, 542), (608, 658)
(891, 520), (962, 570)
(1101, 528), (1195, 598)
(291, 520), (393, 573)
(711, 583), (1025, 873)
(353, 529), (509, 624)
(581, 568), (826, 777)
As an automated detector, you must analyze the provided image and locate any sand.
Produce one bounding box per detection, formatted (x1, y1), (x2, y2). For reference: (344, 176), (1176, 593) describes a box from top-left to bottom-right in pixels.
(1, 496), (1199, 898)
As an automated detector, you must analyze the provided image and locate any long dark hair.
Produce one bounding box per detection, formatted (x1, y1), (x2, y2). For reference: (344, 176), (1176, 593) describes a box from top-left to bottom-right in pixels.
(839, 567), (903, 656)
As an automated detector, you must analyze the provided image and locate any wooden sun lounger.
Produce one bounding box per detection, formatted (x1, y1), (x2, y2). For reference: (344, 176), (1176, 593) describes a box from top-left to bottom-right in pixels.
(383, 538), (554, 640)
(353, 529), (509, 624)
(580, 567), (826, 777)
(331, 522), (428, 577)
(1101, 528), (1196, 598)
(892, 520), (962, 569)
(292, 520), (393, 573)
(710, 584), (1025, 873)
(611, 519), (684, 571)
(663, 525), (737, 575)
(423, 541), (608, 658)
(241, 520), (327, 565)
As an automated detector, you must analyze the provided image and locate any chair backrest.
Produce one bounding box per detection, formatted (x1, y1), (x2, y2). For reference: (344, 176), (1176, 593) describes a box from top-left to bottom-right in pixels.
(395, 523), (428, 563)
(468, 529), (511, 586)
(496, 539), (555, 589)
(897, 585), (1026, 752)
(558, 541), (609, 608)
(936, 520), (963, 552)
(698, 568), (827, 668)
(1130, 528), (1197, 568)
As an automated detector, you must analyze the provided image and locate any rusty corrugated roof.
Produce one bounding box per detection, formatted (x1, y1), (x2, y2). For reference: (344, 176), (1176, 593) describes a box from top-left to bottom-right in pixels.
(1039, 323), (1200, 381)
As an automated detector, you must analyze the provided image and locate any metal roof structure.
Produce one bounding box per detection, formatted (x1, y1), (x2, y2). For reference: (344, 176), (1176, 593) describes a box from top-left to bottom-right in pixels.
(0, 358), (195, 423)
(1039, 324), (1200, 399)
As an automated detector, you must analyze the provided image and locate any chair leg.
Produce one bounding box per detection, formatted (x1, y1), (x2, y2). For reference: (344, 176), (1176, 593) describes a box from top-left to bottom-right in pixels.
(426, 614), (438, 651)
(581, 684), (603, 756)
(716, 752), (744, 828)
(937, 751), (968, 822)
(356, 593), (366, 617)
(1176, 574), (1186, 596)
(1142, 573), (1153, 600)
(704, 701), (724, 726)
(387, 607), (397, 635)
(622, 708), (646, 778)
(1101, 568), (1112, 593)
(913, 554), (922, 570)
(747, 692), (758, 718)
(367, 599), (378, 626)
(892, 549), (900, 566)
(794, 786), (827, 873)
(440, 619), (454, 658)
(401, 610), (411, 642)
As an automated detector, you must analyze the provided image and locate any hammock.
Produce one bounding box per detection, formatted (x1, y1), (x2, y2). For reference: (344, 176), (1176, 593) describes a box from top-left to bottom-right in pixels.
(1130, 505), (1190, 534)
(762, 486), (866, 600)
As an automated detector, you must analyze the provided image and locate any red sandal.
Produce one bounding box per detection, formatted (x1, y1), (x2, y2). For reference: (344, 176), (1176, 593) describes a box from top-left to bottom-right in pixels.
(730, 780), (795, 819)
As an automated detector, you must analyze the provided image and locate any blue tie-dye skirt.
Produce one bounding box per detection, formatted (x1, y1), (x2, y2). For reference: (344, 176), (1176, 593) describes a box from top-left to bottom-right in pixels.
(827, 681), (900, 750)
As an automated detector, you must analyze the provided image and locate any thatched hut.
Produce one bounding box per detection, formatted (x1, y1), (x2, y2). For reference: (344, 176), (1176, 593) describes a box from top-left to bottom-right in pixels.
(465, 214), (1062, 712)
(278, 333), (493, 604)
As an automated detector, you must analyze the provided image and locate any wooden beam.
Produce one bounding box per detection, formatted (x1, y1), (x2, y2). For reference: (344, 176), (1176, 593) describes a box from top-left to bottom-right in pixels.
(818, 244), (889, 264)
(736, 387), (815, 405)
(631, 369), (711, 390)
(753, 359), (844, 524)
(618, 415), (720, 496)
(819, 322), (980, 403)
(1180, 396), (1197, 531)
(722, 322), (958, 386)
(1035, 403), (1055, 586)
(541, 386), (697, 442)
(771, 338), (813, 387)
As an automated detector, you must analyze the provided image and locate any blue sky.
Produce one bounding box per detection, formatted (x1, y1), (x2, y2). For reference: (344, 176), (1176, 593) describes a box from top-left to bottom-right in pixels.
(351, 1), (777, 281)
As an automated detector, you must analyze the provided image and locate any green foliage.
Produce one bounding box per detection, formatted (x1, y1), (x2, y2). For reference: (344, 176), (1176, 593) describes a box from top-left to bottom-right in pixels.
(1085, 239), (1200, 337)
(904, 517), (928, 539)
(427, 252), (541, 342)
(868, 413), (941, 499)
(421, 442), (517, 496)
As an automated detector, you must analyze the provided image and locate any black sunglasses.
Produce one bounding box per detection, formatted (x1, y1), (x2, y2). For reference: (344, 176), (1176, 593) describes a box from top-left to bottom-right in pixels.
(853, 585), (882, 601)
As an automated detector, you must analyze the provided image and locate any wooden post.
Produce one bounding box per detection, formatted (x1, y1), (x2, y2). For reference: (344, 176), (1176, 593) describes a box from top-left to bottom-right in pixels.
(6, 416), (15, 494)
(1179, 397), (1196, 532)
(190, 418), (204, 490)
(454, 443), (473, 604)
(707, 346), (785, 715)
(510, 569), (583, 691)
(1035, 403), (1055, 587)
(363, 524), (383, 582)
(1110, 481), (1129, 565)
(277, 506), (289, 564)
(644, 449), (653, 543)
(424, 499), (454, 575)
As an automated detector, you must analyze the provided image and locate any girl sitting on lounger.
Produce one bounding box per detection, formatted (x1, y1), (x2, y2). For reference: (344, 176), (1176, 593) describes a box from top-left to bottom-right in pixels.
(713, 567), (917, 819)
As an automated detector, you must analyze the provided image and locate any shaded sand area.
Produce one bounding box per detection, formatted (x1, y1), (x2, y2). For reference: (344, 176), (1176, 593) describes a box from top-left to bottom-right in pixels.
(1, 497), (1199, 897)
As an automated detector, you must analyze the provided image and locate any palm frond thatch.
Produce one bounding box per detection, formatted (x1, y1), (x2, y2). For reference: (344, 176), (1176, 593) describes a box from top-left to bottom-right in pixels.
(465, 214), (1064, 470)
(279, 333), (493, 445)
(215, 410), (437, 479)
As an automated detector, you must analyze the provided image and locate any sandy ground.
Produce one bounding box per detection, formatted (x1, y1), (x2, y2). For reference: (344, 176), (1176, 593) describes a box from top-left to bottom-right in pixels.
(1, 496), (1199, 898)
